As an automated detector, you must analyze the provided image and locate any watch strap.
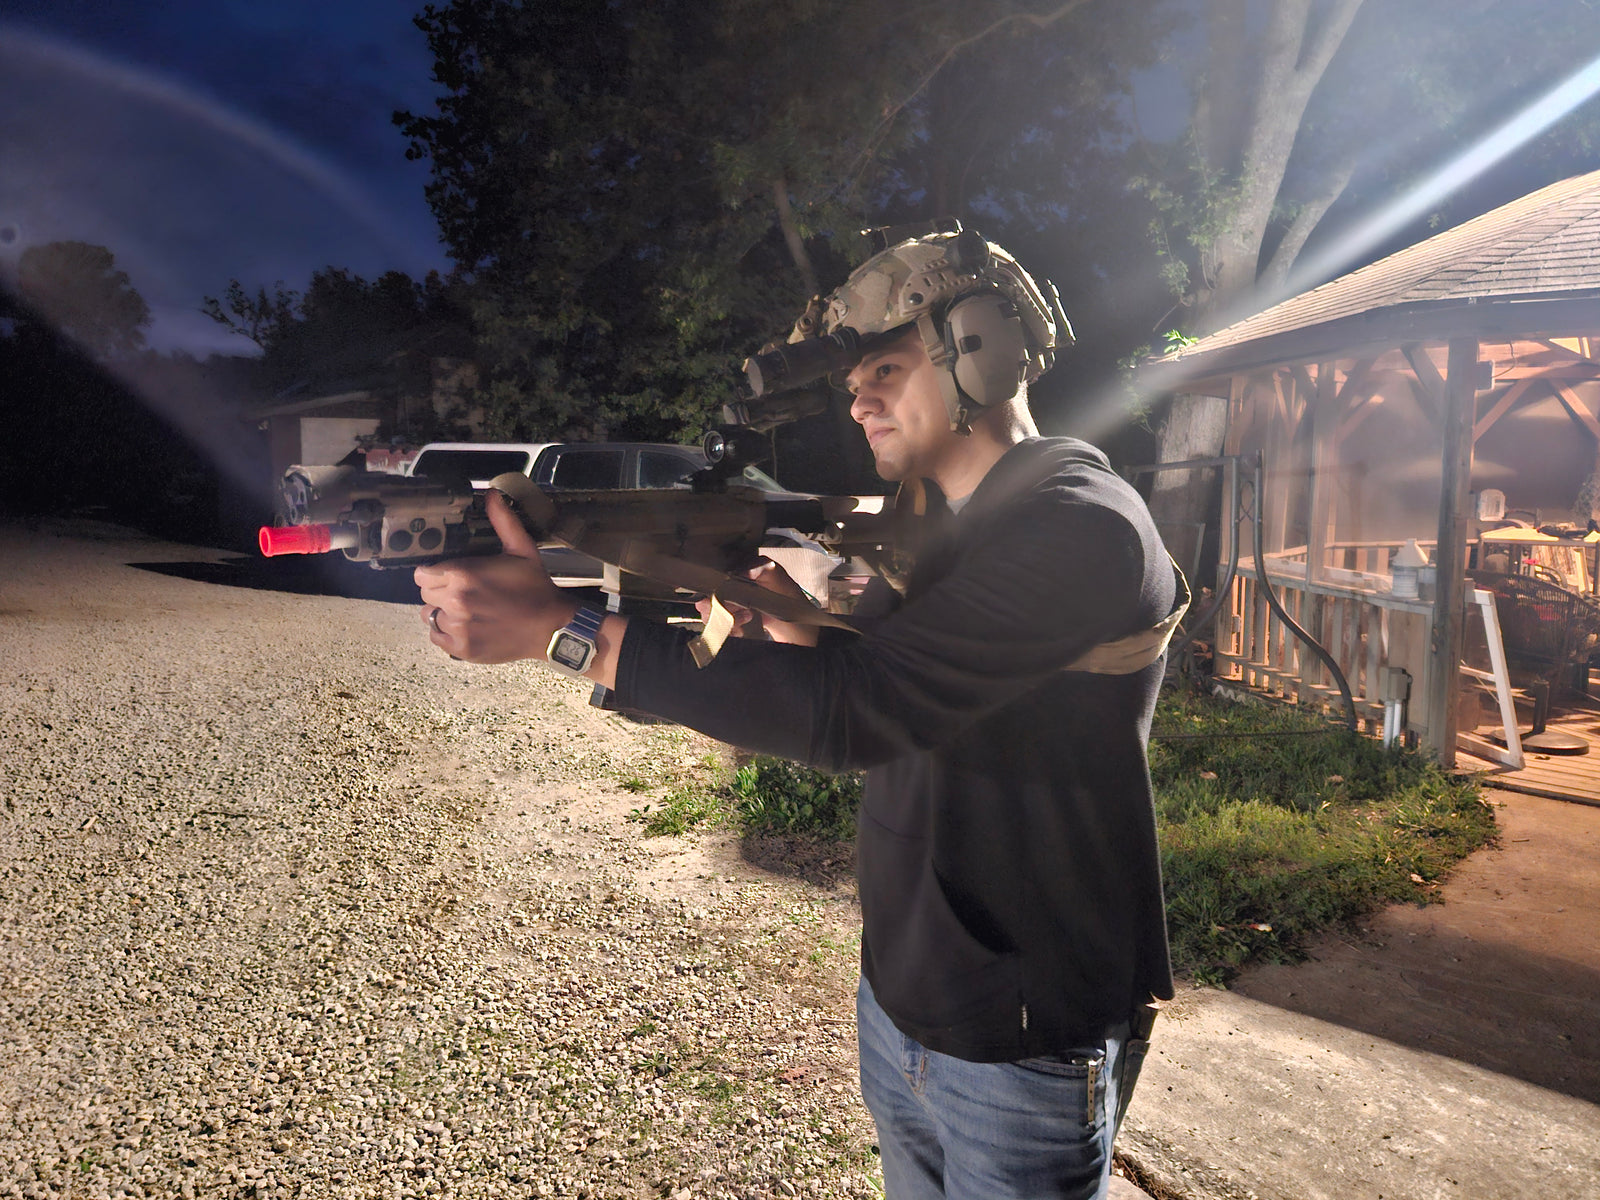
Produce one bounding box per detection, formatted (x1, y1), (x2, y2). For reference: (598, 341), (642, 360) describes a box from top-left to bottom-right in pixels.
(566, 604), (606, 640)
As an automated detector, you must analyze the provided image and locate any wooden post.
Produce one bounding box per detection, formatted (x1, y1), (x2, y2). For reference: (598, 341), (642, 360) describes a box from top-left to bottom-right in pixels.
(1264, 371), (1296, 554)
(1427, 338), (1478, 764)
(1306, 361), (1339, 584)
(1218, 374), (1247, 573)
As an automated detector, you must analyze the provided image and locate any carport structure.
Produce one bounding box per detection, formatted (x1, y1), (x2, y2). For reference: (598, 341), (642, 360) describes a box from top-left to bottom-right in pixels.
(1150, 168), (1600, 787)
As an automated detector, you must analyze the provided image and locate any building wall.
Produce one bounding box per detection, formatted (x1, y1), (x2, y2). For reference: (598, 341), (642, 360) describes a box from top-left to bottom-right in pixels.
(298, 417), (381, 467)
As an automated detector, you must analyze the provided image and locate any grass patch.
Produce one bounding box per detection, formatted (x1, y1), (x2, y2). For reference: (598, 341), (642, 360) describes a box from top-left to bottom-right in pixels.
(627, 782), (734, 836)
(1151, 689), (1495, 983)
(624, 752), (737, 835)
(623, 751), (861, 841)
(808, 928), (861, 965)
(621, 691), (1495, 984)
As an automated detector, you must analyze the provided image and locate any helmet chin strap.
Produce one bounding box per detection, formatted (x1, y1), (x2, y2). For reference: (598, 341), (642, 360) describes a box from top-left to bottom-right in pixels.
(915, 313), (978, 435)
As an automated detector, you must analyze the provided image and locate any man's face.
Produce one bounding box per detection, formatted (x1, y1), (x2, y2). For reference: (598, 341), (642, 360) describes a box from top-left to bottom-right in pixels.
(845, 332), (959, 484)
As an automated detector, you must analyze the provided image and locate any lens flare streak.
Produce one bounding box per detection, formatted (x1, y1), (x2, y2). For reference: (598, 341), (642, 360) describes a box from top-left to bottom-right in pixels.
(1286, 52), (1600, 296)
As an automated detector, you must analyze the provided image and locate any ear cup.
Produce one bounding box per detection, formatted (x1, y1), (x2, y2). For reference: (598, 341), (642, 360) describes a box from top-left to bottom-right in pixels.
(946, 292), (1027, 407)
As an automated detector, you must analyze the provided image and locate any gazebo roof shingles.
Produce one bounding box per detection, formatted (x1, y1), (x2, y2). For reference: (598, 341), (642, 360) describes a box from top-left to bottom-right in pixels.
(1158, 168), (1600, 376)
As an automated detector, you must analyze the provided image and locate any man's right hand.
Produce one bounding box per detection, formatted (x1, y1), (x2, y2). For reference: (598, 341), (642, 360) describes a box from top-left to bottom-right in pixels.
(415, 490), (573, 664)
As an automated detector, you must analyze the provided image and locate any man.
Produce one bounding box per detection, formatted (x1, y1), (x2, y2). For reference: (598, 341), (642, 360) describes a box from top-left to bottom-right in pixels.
(415, 228), (1180, 1199)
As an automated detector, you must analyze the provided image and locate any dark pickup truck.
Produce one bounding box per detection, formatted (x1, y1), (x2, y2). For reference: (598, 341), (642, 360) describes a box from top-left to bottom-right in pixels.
(403, 440), (833, 587)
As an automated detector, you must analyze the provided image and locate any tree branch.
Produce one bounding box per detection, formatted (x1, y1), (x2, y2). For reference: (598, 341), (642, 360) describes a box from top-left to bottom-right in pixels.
(842, 0), (1094, 198)
(1259, 156), (1357, 288)
(1227, 0), (1363, 261)
(1246, 0), (1313, 139)
(1194, 0), (1248, 175)
(771, 175), (820, 298)
(1296, 0), (1367, 84)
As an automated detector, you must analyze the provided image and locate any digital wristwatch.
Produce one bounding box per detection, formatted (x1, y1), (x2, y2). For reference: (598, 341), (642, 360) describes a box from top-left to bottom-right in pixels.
(545, 605), (606, 678)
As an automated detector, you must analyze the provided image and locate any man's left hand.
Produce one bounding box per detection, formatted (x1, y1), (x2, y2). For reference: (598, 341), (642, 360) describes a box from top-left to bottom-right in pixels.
(694, 559), (820, 647)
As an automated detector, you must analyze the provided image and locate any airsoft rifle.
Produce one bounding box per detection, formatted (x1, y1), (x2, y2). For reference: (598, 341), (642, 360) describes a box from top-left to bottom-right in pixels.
(258, 425), (894, 658)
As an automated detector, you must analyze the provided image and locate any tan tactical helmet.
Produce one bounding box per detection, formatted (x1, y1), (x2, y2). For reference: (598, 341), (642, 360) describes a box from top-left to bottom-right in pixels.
(794, 224), (1072, 431)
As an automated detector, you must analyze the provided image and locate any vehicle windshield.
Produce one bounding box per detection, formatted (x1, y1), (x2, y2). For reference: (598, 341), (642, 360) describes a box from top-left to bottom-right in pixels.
(411, 449), (533, 485)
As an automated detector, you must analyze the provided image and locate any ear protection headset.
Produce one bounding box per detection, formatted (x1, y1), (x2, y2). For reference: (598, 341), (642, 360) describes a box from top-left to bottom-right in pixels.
(946, 292), (1026, 402)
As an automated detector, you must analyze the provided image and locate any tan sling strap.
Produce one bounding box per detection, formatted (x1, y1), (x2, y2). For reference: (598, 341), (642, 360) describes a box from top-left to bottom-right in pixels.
(1062, 558), (1190, 675)
(888, 455), (1193, 676)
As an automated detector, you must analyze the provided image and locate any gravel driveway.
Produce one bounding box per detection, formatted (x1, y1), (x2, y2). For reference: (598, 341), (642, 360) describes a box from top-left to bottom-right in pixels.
(0, 520), (875, 1200)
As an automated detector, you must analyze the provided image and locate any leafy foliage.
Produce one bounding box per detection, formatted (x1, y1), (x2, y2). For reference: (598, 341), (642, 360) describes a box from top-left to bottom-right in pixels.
(15, 241), (150, 360)
(731, 756), (861, 842)
(395, 0), (1168, 446)
(200, 267), (475, 439)
(624, 752), (739, 836)
(629, 781), (736, 838)
(398, 0), (812, 441)
(1136, 0), (1600, 324)
(621, 691), (1493, 988)
(199, 279), (302, 355)
(621, 749), (863, 840)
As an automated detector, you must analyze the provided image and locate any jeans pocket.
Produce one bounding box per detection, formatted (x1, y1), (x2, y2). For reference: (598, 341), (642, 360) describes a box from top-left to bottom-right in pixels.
(1014, 1051), (1106, 1127)
(1014, 1051), (1103, 1078)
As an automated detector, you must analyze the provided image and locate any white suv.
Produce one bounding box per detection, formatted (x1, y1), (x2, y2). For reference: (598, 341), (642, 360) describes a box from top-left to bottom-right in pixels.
(405, 441), (708, 491)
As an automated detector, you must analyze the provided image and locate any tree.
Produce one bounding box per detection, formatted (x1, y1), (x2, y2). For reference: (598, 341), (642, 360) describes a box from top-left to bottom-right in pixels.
(200, 279), (302, 355)
(398, 0), (864, 441)
(198, 268), (474, 448)
(15, 240), (150, 361)
(202, 268), (472, 394)
(864, 1), (1171, 432)
(395, 0), (1160, 457)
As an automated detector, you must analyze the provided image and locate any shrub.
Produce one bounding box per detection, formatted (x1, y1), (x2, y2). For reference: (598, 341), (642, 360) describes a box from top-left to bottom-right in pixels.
(621, 690), (1495, 985)
(730, 756), (861, 842)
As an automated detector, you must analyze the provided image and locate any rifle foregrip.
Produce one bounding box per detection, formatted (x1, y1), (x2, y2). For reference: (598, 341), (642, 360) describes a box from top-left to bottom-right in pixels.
(488, 471), (558, 538)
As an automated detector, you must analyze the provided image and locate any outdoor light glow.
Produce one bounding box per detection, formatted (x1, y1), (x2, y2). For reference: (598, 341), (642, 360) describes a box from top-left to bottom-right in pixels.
(1079, 50), (1600, 446)
(1, 24), (449, 500)
(1285, 51), (1600, 295)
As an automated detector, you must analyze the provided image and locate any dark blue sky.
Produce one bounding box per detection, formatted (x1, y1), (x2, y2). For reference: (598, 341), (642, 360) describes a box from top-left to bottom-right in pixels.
(0, 0), (452, 354)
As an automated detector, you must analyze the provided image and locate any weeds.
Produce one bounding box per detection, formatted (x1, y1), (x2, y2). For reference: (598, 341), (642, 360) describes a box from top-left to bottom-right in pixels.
(730, 757), (861, 841)
(627, 782), (733, 836)
(624, 753), (736, 835)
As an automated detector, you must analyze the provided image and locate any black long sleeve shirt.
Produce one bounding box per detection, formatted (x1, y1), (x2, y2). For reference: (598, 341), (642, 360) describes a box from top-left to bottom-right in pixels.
(612, 437), (1175, 1061)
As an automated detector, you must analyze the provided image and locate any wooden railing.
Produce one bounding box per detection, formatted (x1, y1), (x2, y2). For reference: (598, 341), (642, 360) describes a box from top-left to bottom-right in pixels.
(1214, 546), (1435, 736)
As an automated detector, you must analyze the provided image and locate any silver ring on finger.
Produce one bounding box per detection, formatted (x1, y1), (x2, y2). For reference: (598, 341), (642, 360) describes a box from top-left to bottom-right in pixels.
(429, 607), (444, 635)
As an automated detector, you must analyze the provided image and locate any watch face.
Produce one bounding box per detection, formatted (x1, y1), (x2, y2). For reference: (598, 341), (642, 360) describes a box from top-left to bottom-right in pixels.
(550, 630), (593, 672)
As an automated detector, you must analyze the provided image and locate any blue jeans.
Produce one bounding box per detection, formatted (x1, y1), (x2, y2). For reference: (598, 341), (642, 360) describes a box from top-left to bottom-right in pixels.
(856, 977), (1132, 1200)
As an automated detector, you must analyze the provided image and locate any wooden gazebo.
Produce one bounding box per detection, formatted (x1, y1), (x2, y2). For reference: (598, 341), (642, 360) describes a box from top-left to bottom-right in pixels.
(1149, 168), (1600, 788)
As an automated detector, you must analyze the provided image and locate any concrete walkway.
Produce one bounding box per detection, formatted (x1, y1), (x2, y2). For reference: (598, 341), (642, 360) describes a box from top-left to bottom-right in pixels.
(1117, 787), (1600, 1200)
